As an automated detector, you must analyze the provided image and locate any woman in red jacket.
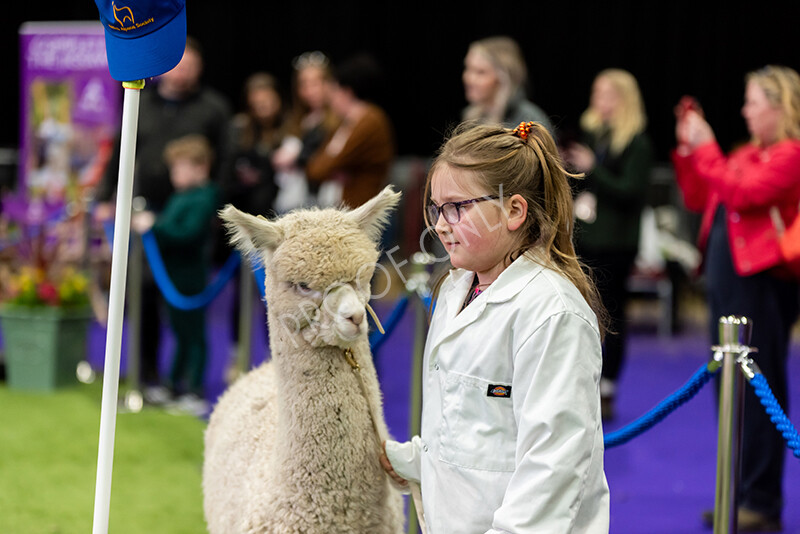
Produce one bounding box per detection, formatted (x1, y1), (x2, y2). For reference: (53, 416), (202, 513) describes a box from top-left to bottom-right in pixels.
(673, 65), (800, 532)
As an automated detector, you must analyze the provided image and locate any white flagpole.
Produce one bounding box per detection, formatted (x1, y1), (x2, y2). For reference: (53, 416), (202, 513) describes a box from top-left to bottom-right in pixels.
(91, 78), (145, 534)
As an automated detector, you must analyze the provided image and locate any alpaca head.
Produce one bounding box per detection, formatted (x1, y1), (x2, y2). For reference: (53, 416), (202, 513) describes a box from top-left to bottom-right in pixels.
(220, 186), (401, 349)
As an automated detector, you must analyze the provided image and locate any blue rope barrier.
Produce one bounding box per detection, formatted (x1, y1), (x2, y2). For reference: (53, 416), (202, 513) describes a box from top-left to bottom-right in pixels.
(369, 295), (410, 352)
(604, 363), (718, 449)
(103, 221), (242, 310)
(252, 262), (266, 301)
(101, 220), (119, 250)
(749, 374), (800, 459)
(141, 230), (241, 310)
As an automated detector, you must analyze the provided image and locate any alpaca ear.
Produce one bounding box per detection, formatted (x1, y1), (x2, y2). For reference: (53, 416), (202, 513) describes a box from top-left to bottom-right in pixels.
(218, 204), (283, 260)
(348, 185), (402, 243)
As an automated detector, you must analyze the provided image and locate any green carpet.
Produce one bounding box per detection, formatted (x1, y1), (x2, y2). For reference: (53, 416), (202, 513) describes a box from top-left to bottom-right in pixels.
(0, 381), (208, 534)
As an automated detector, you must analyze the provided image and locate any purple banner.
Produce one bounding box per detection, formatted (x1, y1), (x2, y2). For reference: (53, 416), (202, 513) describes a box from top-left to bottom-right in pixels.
(19, 22), (121, 204)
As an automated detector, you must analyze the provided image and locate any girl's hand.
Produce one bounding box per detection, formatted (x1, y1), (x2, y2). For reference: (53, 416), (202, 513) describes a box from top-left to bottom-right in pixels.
(380, 441), (408, 487)
(563, 143), (596, 173)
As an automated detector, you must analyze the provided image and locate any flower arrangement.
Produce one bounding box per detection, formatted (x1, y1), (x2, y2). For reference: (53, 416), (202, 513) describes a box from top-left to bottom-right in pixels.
(0, 194), (92, 310)
(3, 265), (89, 307)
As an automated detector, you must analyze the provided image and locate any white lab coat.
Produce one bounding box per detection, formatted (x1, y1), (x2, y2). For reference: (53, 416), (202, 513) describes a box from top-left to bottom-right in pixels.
(386, 255), (610, 533)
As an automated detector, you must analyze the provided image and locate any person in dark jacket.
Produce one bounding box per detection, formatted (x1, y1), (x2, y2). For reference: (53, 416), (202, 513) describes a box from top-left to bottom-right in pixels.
(563, 68), (653, 421)
(94, 37), (230, 404)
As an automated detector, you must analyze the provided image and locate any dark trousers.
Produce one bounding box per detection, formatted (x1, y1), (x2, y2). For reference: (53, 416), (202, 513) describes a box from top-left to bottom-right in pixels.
(706, 208), (798, 518)
(164, 261), (209, 396)
(140, 279), (162, 386)
(166, 304), (207, 395)
(580, 247), (638, 383)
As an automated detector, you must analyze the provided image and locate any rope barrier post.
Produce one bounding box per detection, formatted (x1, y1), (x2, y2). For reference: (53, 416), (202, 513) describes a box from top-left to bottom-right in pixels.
(77, 192), (97, 385)
(405, 252), (433, 534)
(236, 260), (255, 378)
(121, 196), (147, 412)
(712, 315), (752, 534)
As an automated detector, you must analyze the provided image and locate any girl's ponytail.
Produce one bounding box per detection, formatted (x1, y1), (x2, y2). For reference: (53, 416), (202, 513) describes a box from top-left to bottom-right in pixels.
(514, 122), (609, 338)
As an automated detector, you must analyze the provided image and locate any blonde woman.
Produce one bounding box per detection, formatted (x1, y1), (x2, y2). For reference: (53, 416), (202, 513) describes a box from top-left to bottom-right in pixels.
(563, 68), (653, 421)
(673, 65), (800, 532)
(461, 36), (553, 132)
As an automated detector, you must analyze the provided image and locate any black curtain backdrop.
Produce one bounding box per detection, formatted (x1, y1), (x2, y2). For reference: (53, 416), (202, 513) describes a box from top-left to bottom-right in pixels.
(4, 1), (800, 162)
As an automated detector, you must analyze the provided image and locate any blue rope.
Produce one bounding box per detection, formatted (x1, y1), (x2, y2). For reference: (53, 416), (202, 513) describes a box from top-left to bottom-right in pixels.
(101, 220), (119, 250)
(103, 221), (241, 310)
(141, 230), (241, 310)
(369, 295), (410, 352)
(749, 374), (800, 459)
(604, 363), (718, 449)
(251, 262), (266, 301)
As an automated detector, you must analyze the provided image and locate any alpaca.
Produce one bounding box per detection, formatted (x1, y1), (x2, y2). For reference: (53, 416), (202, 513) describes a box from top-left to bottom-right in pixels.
(203, 186), (405, 534)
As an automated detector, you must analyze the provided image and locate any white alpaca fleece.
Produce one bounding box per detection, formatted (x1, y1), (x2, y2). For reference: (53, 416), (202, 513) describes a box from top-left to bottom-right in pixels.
(204, 186), (405, 534)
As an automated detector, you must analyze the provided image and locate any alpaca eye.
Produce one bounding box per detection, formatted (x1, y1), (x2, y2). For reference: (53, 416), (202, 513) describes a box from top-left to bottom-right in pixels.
(294, 282), (315, 296)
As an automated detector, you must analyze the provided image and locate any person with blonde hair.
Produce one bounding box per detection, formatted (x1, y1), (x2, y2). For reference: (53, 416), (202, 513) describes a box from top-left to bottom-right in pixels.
(461, 36), (553, 132)
(674, 64), (800, 532)
(381, 121), (609, 532)
(563, 68), (653, 421)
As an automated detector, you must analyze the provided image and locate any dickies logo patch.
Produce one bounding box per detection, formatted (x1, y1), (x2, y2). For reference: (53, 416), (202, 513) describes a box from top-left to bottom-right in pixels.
(487, 384), (511, 398)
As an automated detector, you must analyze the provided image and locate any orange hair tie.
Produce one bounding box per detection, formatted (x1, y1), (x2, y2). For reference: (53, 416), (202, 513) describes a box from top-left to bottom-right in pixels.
(512, 121), (536, 140)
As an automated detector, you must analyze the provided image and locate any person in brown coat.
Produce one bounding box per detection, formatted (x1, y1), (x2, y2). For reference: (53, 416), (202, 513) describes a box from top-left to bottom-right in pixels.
(306, 54), (395, 208)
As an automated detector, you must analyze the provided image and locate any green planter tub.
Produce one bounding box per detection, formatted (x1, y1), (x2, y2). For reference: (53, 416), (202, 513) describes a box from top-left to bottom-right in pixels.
(0, 306), (93, 391)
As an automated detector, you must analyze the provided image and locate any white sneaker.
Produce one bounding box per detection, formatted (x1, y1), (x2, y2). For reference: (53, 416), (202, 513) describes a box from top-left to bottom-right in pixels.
(166, 393), (209, 418)
(143, 385), (173, 406)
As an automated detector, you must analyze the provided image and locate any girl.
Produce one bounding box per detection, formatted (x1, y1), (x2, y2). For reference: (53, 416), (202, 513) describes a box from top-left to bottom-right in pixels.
(381, 121), (610, 533)
(562, 68), (653, 420)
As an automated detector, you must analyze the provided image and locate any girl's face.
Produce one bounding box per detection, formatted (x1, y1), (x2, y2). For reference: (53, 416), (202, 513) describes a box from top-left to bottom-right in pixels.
(590, 76), (620, 123)
(248, 87), (281, 122)
(430, 165), (517, 282)
(297, 66), (328, 111)
(462, 48), (500, 107)
(742, 79), (783, 145)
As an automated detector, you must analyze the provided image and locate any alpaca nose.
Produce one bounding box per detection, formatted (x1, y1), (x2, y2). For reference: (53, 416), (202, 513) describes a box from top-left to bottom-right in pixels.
(345, 309), (365, 326)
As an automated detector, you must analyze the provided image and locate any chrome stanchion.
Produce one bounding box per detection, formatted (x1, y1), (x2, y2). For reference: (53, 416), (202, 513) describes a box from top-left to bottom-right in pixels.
(77, 193), (97, 385)
(122, 197), (146, 412)
(405, 252), (433, 534)
(711, 315), (754, 534)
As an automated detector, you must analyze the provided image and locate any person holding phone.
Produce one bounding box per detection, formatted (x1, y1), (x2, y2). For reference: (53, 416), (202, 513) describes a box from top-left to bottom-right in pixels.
(673, 65), (800, 532)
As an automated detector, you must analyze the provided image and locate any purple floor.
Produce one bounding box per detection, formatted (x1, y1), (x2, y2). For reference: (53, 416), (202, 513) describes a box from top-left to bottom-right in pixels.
(84, 286), (800, 533)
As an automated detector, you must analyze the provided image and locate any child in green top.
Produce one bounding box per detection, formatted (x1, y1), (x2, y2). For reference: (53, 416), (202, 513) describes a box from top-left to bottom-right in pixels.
(132, 134), (219, 417)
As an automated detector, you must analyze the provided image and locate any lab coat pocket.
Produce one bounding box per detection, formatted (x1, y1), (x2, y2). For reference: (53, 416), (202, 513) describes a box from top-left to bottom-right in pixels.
(438, 370), (516, 472)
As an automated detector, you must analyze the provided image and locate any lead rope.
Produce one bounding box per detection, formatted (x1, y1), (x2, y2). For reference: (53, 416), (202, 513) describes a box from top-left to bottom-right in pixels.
(343, 346), (428, 534)
(410, 483), (427, 534)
